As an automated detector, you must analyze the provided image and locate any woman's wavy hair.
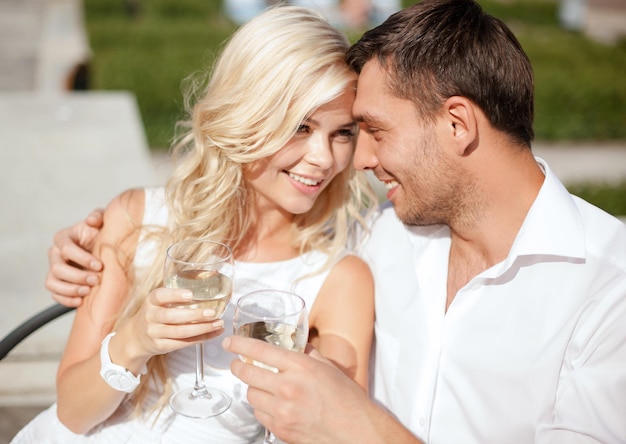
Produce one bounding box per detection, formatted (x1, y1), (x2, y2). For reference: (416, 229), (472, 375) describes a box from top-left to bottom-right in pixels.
(115, 5), (377, 415)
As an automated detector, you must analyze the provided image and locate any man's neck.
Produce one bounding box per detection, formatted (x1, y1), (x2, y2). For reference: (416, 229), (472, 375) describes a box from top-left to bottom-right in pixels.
(445, 149), (545, 310)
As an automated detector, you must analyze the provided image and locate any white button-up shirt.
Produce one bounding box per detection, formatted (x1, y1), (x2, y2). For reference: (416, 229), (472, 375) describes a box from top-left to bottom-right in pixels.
(360, 158), (626, 443)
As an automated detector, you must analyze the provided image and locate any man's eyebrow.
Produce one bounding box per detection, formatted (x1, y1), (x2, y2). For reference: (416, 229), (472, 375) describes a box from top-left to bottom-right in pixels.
(354, 112), (382, 124)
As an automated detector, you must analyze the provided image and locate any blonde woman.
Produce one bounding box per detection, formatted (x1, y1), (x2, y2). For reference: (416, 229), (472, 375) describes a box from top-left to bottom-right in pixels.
(13, 5), (376, 443)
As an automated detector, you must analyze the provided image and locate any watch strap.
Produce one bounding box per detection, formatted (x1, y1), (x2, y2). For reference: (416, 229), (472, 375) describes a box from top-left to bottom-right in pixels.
(99, 332), (147, 393)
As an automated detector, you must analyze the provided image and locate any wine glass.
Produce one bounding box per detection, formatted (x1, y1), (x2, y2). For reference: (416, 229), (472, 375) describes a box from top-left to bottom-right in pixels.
(233, 289), (308, 444)
(164, 239), (235, 418)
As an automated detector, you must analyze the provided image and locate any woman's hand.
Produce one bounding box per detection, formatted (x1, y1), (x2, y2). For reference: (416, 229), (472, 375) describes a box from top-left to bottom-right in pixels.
(118, 286), (226, 360)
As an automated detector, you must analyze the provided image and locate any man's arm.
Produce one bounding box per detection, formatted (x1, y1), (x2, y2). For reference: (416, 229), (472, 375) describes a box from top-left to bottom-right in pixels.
(224, 336), (423, 444)
(46, 208), (105, 307)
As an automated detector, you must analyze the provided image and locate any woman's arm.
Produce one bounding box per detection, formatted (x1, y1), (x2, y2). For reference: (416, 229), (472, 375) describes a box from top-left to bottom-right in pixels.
(55, 189), (145, 432)
(55, 189), (227, 433)
(308, 254), (375, 390)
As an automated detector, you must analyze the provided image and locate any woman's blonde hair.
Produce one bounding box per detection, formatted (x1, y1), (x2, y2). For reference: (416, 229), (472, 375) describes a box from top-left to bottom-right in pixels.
(117, 5), (377, 414)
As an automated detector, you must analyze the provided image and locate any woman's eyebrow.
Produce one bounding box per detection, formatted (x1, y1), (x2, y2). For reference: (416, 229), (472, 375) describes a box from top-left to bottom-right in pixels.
(304, 116), (356, 128)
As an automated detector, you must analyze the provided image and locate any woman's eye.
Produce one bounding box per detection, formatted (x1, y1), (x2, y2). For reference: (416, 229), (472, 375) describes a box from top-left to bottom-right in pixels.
(297, 124), (310, 134)
(335, 128), (356, 142)
(339, 128), (355, 137)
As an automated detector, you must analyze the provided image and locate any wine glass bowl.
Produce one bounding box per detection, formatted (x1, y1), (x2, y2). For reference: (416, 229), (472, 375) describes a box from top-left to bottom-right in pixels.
(165, 268), (232, 316)
(164, 239), (234, 419)
(233, 289), (308, 443)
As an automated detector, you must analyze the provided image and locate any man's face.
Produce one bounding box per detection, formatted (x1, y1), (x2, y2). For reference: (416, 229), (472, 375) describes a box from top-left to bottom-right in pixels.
(352, 60), (465, 226)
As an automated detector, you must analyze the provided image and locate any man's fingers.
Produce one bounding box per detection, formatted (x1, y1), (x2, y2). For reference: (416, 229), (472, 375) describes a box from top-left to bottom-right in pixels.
(46, 275), (91, 297)
(57, 242), (102, 272)
(248, 389), (279, 430)
(230, 354), (279, 390)
(48, 257), (99, 286)
(51, 293), (83, 308)
(85, 208), (105, 228)
(224, 335), (297, 370)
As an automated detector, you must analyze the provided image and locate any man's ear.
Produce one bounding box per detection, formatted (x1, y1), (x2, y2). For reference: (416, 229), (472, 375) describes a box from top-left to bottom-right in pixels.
(444, 96), (478, 157)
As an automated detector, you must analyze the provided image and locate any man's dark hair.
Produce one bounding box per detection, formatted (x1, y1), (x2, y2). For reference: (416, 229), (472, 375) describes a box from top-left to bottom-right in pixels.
(347, 0), (534, 146)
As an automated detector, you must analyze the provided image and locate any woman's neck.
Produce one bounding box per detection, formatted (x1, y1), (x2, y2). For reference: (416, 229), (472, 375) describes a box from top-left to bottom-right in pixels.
(234, 208), (299, 262)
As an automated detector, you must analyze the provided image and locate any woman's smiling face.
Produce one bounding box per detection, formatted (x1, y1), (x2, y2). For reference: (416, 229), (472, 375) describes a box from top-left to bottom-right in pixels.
(245, 89), (357, 217)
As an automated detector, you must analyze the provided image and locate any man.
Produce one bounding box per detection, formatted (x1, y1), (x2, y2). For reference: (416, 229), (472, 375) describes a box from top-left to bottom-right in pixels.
(46, 0), (626, 442)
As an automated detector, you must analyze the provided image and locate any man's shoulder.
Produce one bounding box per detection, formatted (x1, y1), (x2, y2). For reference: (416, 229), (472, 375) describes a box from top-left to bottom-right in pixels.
(572, 195), (626, 268)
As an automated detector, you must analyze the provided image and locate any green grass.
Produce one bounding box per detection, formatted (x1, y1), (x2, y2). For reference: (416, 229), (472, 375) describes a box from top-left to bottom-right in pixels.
(84, 0), (626, 149)
(81, 0), (626, 215)
(567, 181), (626, 217)
(477, 0), (626, 141)
(84, 0), (237, 148)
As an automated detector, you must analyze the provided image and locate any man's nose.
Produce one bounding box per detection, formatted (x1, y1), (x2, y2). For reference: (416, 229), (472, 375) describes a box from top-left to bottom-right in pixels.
(353, 135), (378, 171)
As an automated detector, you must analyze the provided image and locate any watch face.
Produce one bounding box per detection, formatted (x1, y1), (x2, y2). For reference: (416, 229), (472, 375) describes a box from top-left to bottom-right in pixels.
(104, 370), (137, 392)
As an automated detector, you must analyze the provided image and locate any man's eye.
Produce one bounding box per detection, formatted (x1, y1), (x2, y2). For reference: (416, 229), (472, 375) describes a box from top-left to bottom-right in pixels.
(365, 127), (383, 141)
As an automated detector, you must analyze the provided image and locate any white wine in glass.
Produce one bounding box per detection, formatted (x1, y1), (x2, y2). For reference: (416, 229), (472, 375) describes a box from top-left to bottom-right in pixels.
(233, 289), (308, 443)
(164, 239), (234, 419)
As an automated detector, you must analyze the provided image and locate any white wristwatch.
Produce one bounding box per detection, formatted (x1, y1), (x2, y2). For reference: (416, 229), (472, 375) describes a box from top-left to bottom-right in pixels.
(99, 332), (147, 393)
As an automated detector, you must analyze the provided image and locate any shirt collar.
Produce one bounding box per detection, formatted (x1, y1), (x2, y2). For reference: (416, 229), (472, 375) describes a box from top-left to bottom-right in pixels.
(506, 157), (586, 261)
(402, 157), (587, 280)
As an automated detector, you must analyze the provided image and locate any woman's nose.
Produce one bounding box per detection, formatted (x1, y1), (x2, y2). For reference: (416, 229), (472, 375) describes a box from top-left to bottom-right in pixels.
(304, 134), (334, 170)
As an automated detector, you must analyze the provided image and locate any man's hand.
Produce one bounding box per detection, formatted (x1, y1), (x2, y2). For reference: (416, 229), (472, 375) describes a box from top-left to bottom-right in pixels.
(46, 209), (105, 307)
(224, 336), (418, 444)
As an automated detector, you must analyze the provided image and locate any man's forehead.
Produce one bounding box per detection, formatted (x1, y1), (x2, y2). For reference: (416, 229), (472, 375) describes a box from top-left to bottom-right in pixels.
(353, 60), (386, 121)
(356, 59), (386, 85)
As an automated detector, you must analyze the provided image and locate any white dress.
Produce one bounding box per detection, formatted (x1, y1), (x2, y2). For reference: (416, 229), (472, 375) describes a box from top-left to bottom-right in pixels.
(13, 187), (337, 443)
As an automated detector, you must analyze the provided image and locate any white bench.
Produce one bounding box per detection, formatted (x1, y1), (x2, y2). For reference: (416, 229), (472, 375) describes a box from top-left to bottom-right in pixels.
(0, 91), (158, 405)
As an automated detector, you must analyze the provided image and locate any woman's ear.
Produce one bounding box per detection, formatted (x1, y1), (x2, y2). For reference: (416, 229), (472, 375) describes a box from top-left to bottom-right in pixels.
(444, 96), (478, 157)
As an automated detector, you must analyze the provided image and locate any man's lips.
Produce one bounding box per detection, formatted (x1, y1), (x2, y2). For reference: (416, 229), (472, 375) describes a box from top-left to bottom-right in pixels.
(382, 179), (399, 191)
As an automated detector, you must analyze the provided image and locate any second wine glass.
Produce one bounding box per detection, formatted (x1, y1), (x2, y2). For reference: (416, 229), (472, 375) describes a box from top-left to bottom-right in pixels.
(164, 239), (234, 419)
(233, 289), (308, 444)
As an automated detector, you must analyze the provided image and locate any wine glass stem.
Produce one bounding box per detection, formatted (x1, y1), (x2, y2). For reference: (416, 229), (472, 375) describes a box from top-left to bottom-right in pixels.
(264, 428), (276, 444)
(192, 343), (210, 398)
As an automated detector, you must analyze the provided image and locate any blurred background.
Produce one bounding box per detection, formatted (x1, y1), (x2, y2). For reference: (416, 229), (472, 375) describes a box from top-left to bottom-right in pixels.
(0, 0), (624, 440)
(80, 0), (626, 213)
(77, 0), (626, 143)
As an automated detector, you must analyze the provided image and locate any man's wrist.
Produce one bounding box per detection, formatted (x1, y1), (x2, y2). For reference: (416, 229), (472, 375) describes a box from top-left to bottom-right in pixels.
(364, 401), (423, 444)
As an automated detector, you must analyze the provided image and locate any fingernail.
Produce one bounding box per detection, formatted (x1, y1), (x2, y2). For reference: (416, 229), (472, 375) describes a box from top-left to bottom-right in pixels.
(86, 275), (98, 286)
(212, 319), (224, 328)
(90, 260), (102, 271)
(78, 286), (90, 296)
(181, 291), (193, 300)
(202, 309), (216, 317)
(222, 337), (231, 348)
